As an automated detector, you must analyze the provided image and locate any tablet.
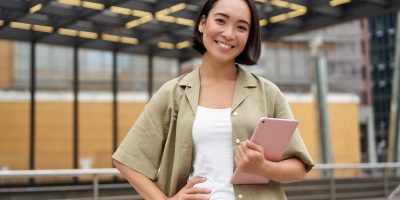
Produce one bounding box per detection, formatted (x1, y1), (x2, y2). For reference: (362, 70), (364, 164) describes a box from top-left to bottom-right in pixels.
(230, 117), (298, 184)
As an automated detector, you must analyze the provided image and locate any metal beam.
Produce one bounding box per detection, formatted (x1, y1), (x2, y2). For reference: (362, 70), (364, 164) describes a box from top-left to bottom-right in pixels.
(73, 43), (79, 170)
(310, 34), (332, 169)
(148, 53), (154, 98)
(311, 5), (343, 17)
(34, 0), (132, 41)
(29, 39), (36, 171)
(112, 49), (118, 153)
(388, 12), (400, 163)
(362, 0), (389, 6)
(361, 19), (377, 163)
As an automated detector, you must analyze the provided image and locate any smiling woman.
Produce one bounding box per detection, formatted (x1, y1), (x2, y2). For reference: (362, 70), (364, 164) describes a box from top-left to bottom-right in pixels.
(112, 0), (314, 199)
(192, 0), (261, 66)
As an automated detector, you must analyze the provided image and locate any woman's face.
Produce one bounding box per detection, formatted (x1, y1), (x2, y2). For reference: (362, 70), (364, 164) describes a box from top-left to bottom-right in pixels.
(199, 0), (251, 63)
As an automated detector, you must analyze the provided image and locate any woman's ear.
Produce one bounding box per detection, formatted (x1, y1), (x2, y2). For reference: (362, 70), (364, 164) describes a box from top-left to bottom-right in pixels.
(198, 15), (206, 33)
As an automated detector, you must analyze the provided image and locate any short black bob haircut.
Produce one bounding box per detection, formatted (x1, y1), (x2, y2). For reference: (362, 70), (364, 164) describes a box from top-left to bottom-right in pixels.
(192, 0), (261, 65)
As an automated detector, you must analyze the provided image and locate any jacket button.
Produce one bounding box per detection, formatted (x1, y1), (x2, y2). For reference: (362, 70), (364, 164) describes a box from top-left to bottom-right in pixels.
(238, 194), (243, 198)
(232, 111), (238, 116)
(235, 139), (241, 144)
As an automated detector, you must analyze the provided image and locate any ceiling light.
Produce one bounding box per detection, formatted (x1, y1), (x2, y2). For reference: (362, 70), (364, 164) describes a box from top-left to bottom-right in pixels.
(270, 14), (289, 23)
(142, 15), (153, 22)
(10, 22), (31, 30)
(58, 28), (78, 36)
(82, 1), (104, 10)
(156, 3), (186, 17)
(156, 15), (176, 23)
(175, 18), (194, 26)
(110, 6), (131, 15)
(102, 34), (120, 42)
(125, 20), (141, 29)
(259, 19), (268, 27)
(121, 37), (138, 45)
(32, 25), (53, 33)
(131, 10), (152, 17)
(0, 20), (4, 26)
(271, 0), (289, 8)
(30, 4), (43, 14)
(267, 1), (308, 23)
(125, 15), (153, 29)
(57, 0), (81, 6)
(176, 41), (191, 49)
(288, 3), (305, 10)
(158, 42), (175, 50)
(168, 3), (186, 13)
(288, 8), (307, 18)
(79, 31), (97, 39)
(330, 0), (351, 7)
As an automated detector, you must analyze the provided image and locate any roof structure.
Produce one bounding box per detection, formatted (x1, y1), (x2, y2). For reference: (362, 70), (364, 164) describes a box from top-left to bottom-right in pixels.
(0, 0), (399, 60)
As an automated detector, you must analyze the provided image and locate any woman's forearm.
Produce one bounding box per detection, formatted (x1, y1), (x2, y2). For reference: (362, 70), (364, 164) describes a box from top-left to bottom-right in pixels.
(259, 158), (307, 183)
(235, 140), (308, 184)
(113, 159), (168, 200)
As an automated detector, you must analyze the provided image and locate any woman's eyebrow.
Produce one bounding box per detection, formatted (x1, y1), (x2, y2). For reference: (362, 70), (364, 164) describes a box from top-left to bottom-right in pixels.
(213, 12), (250, 26)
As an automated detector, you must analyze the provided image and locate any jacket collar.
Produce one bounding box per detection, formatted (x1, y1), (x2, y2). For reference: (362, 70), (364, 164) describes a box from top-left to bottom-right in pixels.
(179, 65), (258, 114)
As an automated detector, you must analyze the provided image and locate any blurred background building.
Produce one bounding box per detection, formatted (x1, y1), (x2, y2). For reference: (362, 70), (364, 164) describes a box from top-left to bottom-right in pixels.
(369, 13), (398, 162)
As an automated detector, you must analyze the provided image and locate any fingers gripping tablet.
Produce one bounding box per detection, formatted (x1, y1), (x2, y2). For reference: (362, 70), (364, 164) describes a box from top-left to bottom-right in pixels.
(230, 117), (298, 184)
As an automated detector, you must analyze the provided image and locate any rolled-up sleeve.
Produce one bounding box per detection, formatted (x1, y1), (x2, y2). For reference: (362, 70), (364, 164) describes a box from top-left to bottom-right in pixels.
(112, 84), (171, 180)
(274, 90), (314, 172)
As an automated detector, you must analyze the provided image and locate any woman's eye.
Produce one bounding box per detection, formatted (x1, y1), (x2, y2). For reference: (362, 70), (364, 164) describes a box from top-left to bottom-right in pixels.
(238, 26), (248, 31)
(215, 18), (225, 24)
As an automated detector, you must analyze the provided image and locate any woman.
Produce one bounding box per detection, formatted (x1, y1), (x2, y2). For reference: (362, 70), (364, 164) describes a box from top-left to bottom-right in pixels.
(112, 0), (314, 199)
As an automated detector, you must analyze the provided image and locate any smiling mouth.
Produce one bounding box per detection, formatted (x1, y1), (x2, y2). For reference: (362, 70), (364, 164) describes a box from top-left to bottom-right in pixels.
(216, 40), (234, 49)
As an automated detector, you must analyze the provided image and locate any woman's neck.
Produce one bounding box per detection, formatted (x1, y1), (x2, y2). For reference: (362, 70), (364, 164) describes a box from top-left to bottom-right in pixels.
(200, 55), (238, 81)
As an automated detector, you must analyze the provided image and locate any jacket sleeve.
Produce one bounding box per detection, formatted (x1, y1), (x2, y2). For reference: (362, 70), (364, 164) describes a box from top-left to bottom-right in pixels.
(112, 83), (173, 180)
(274, 90), (315, 172)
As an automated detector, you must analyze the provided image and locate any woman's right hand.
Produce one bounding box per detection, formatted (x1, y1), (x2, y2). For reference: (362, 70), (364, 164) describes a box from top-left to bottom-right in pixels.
(166, 176), (212, 200)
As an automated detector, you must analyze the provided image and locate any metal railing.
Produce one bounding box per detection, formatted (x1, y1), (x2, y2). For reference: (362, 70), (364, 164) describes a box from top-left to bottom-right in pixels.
(297, 162), (400, 200)
(0, 163), (399, 200)
(0, 168), (122, 200)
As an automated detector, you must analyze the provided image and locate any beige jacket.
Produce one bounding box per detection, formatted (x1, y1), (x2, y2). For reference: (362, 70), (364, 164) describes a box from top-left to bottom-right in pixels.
(112, 66), (314, 200)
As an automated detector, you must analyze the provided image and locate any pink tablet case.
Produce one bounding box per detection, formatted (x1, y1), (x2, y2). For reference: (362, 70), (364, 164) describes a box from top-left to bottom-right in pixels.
(230, 117), (298, 184)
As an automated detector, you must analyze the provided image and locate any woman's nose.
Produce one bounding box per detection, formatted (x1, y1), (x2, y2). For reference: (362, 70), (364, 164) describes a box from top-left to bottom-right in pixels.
(222, 26), (235, 40)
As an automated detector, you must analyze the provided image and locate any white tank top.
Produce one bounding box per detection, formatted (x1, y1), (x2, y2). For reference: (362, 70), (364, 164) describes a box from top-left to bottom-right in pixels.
(188, 106), (235, 200)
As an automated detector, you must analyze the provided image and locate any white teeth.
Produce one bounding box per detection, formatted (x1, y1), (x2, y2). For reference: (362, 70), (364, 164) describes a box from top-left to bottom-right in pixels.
(217, 41), (232, 49)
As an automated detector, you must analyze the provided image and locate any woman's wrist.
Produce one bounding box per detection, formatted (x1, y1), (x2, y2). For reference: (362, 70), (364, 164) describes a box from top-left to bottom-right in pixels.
(259, 159), (274, 179)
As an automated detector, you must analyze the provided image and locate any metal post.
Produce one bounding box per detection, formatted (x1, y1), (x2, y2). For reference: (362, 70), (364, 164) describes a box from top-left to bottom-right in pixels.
(29, 40), (36, 172)
(315, 56), (332, 163)
(367, 108), (377, 162)
(310, 33), (332, 168)
(73, 44), (79, 170)
(384, 171), (389, 197)
(388, 12), (400, 164)
(330, 169), (336, 200)
(112, 50), (118, 153)
(93, 175), (99, 200)
(148, 53), (153, 98)
(361, 19), (378, 163)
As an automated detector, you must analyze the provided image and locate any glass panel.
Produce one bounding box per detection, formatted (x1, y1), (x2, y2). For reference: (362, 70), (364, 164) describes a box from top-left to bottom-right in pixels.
(153, 56), (178, 92)
(78, 48), (113, 170)
(0, 40), (30, 184)
(34, 44), (74, 171)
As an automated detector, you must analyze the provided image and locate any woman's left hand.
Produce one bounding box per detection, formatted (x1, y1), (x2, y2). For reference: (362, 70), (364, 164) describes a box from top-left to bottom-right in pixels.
(234, 140), (268, 175)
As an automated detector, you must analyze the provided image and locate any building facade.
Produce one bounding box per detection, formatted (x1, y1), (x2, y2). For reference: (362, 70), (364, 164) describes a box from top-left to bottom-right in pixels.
(369, 13), (398, 162)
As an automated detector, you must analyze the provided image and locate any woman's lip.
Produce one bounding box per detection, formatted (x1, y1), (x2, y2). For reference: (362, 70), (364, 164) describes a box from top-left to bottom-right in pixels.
(215, 40), (234, 49)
